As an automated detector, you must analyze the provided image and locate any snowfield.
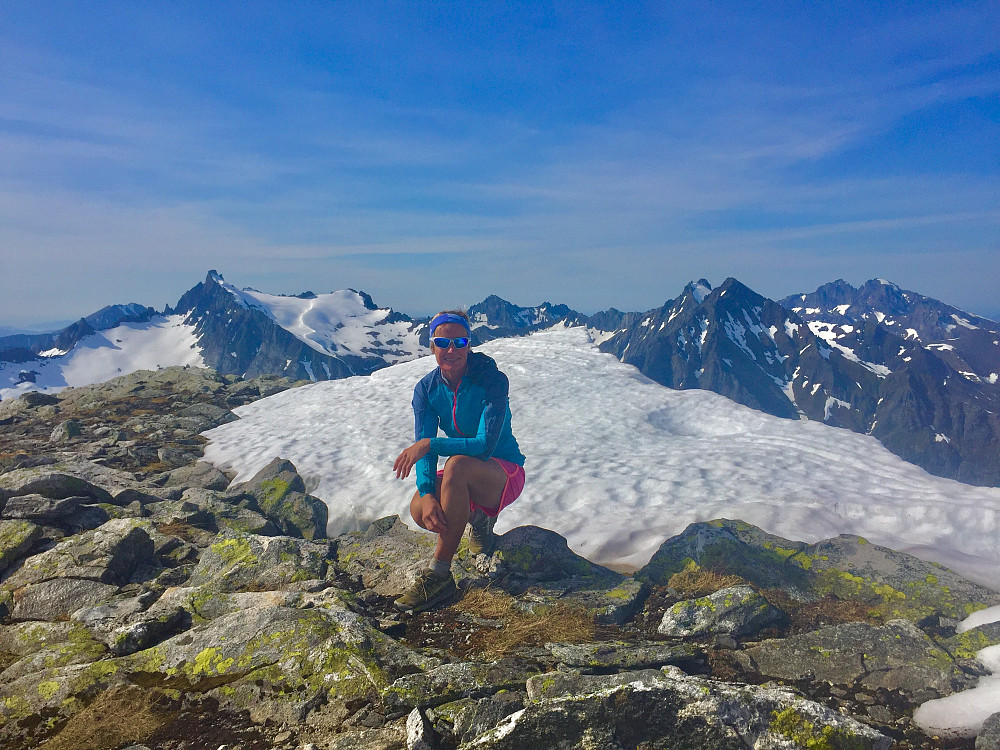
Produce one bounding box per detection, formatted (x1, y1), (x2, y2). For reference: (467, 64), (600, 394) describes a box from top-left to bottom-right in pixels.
(203, 326), (1000, 589)
(0, 315), (204, 400)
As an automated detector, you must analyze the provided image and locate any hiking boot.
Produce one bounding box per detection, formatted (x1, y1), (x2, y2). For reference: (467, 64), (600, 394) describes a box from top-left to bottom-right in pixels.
(467, 509), (497, 556)
(393, 569), (457, 613)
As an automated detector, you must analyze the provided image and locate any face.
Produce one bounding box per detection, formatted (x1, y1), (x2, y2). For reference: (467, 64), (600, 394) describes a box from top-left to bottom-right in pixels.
(431, 321), (470, 378)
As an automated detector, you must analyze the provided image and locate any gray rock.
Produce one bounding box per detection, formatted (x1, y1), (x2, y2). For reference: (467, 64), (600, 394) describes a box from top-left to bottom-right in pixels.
(406, 707), (437, 750)
(0, 519), (42, 573)
(49, 419), (83, 442)
(334, 516), (439, 596)
(0, 621), (107, 681)
(738, 619), (975, 702)
(427, 692), (526, 747)
(383, 659), (539, 712)
(474, 667), (891, 750)
(657, 584), (785, 638)
(0, 467), (114, 504)
(0, 493), (83, 521)
(107, 605), (188, 656)
(126, 603), (426, 726)
(162, 460), (231, 491)
(3, 518), (154, 587)
(545, 641), (703, 673)
(10, 578), (119, 621)
(186, 530), (330, 593)
(977, 711), (1000, 750)
(229, 457), (327, 540)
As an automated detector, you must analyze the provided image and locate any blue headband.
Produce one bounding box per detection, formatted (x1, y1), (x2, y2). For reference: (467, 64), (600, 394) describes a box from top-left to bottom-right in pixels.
(430, 313), (471, 336)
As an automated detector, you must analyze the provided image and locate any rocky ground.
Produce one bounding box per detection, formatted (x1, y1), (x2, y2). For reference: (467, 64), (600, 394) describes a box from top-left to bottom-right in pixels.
(1, 366), (999, 750)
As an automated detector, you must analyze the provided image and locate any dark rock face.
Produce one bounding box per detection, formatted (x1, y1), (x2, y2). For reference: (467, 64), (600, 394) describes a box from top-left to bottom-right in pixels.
(227, 457), (328, 540)
(599, 277), (1000, 486)
(466, 295), (588, 343)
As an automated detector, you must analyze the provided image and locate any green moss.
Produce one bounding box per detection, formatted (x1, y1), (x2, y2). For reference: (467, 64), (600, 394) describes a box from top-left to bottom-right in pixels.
(496, 545), (536, 572)
(189, 647), (234, 676)
(259, 478), (292, 506)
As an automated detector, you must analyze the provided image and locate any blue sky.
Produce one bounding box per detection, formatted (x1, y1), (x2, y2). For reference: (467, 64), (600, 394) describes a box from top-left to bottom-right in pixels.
(1, 2), (997, 327)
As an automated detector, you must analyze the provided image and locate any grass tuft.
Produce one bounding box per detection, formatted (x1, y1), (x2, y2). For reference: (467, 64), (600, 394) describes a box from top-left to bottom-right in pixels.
(667, 568), (747, 597)
(39, 686), (178, 750)
(454, 588), (595, 660)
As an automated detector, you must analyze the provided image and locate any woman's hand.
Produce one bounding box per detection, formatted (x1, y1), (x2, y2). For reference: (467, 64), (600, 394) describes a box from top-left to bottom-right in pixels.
(418, 494), (448, 533)
(393, 438), (431, 479)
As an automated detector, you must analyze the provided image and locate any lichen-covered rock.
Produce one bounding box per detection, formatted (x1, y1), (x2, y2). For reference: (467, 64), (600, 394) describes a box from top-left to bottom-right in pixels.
(657, 584), (785, 638)
(383, 659), (540, 713)
(737, 619), (976, 703)
(229, 457), (327, 539)
(0, 621), (107, 681)
(545, 641), (703, 674)
(126, 603), (427, 725)
(0, 659), (124, 747)
(470, 667), (891, 750)
(186, 530), (330, 593)
(334, 515), (439, 596)
(942, 621), (1000, 659)
(0, 519), (42, 574)
(637, 519), (1000, 621)
(2, 518), (154, 588)
(49, 419), (83, 443)
(8, 578), (120, 622)
(0, 468), (114, 505)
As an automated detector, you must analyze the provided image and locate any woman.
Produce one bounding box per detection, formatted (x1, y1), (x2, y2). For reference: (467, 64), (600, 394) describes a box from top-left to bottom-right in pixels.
(392, 310), (526, 613)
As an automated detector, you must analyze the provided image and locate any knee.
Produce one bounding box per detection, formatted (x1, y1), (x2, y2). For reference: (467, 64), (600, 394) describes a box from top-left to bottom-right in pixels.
(442, 455), (476, 483)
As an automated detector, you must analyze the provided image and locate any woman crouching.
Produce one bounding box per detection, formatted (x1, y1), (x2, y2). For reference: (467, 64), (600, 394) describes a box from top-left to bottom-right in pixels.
(392, 310), (526, 613)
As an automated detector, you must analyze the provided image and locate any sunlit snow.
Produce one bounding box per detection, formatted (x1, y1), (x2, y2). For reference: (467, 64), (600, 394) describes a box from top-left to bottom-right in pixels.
(202, 327), (1000, 591)
(0, 315), (203, 399)
(213, 275), (422, 363)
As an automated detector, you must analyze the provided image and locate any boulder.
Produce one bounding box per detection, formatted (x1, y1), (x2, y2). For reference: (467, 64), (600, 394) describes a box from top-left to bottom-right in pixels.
(736, 619), (977, 703)
(107, 606), (188, 656)
(0, 520), (42, 574)
(426, 691), (526, 747)
(462, 667), (892, 750)
(977, 711), (1000, 750)
(0, 621), (107, 682)
(0, 468), (114, 505)
(544, 641), (703, 674)
(382, 659), (540, 713)
(0, 493), (83, 521)
(186, 530), (330, 593)
(2, 519), (154, 588)
(637, 519), (1000, 621)
(161, 461), (230, 491)
(657, 585), (786, 638)
(126, 602), (430, 725)
(9, 578), (120, 622)
(229, 458), (327, 540)
(49, 419), (83, 443)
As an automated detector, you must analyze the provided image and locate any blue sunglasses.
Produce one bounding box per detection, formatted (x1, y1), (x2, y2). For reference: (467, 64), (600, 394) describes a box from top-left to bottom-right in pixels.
(432, 336), (470, 349)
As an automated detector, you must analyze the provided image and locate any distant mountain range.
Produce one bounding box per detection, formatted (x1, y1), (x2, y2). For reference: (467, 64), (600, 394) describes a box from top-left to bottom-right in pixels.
(2, 271), (997, 487)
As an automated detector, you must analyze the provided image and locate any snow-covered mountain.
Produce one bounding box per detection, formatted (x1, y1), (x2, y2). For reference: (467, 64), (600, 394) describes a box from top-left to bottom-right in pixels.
(171, 271), (423, 381)
(3, 271), (997, 487)
(601, 278), (1000, 486)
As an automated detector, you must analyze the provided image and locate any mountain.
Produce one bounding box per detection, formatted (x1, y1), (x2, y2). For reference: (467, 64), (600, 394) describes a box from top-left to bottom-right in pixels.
(600, 278), (1000, 486)
(465, 295), (588, 342)
(171, 271), (422, 381)
(0, 272), (424, 399)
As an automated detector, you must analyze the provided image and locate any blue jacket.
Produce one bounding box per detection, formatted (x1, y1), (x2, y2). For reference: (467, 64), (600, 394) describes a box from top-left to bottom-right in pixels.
(412, 351), (525, 497)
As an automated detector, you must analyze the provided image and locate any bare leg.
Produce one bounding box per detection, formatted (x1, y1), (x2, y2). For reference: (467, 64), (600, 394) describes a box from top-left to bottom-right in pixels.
(434, 456), (507, 564)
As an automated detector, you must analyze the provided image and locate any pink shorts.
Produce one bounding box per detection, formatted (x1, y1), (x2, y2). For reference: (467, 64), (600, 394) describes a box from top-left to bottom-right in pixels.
(436, 457), (525, 518)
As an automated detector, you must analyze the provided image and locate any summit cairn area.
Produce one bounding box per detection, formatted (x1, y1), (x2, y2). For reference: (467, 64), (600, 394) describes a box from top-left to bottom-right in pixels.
(0, 369), (998, 749)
